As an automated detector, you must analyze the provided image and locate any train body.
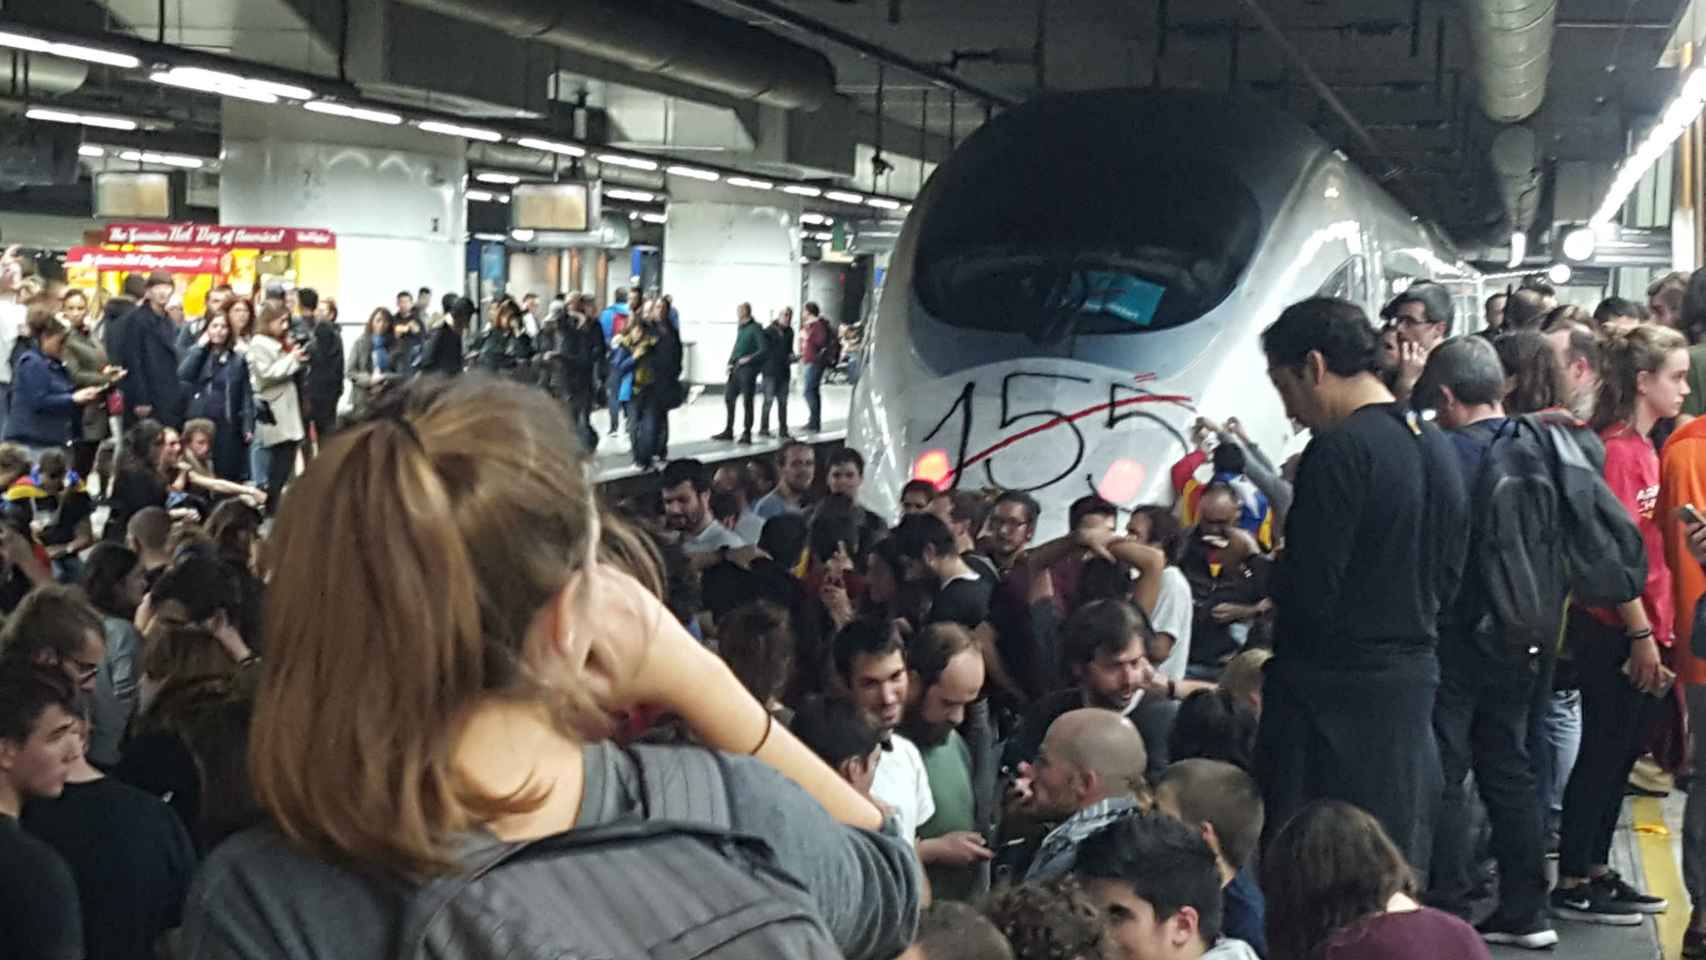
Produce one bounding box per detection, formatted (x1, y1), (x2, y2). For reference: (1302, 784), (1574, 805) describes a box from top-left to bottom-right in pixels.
(846, 88), (1481, 540)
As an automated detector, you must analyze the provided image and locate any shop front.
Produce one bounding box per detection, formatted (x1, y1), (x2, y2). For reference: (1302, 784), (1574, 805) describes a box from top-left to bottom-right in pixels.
(71, 222), (338, 315)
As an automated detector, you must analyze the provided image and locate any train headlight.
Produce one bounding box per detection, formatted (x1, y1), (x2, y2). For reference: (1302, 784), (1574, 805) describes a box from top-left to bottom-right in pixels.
(912, 449), (954, 490)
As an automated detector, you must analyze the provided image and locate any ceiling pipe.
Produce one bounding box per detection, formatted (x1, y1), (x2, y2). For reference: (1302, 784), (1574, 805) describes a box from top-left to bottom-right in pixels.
(394, 0), (839, 110)
(713, 0), (1018, 110)
(2, 52), (88, 98)
(1491, 123), (1542, 233)
(1466, 0), (1557, 123)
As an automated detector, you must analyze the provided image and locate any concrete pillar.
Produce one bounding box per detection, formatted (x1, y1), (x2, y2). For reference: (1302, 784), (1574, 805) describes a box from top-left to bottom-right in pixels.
(663, 200), (802, 386)
(218, 100), (466, 319)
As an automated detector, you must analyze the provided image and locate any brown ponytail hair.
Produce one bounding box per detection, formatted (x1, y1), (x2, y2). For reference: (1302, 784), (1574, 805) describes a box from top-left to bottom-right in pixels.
(1591, 322), (1687, 432)
(250, 376), (659, 877)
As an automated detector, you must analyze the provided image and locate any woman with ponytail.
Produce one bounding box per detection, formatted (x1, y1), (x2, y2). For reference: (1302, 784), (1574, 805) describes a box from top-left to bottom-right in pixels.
(1553, 323), (1687, 923)
(180, 377), (920, 960)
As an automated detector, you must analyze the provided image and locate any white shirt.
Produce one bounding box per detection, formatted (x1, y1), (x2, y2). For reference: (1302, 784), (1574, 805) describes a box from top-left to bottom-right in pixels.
(0, 301), (21, 385)
(1149, 566), (1194, 682)
(685, 520), (746, 555)
(735, 510), (765, 546)
(870, 732), (935, 844)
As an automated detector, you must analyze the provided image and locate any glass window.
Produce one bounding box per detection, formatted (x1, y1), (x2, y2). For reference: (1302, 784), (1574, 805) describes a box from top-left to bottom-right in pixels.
(1319, 256), (1368, 304)
(912, 150), (1262, 341)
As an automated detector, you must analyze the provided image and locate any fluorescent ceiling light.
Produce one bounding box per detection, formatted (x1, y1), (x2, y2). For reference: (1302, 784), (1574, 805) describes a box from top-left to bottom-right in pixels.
(783, 185), (822, 197)
(77, 144), (104, 158)
(598, 153), (659, 171)
(641, 213), (668, 224)
(303, 100), (401, 125)
(799, 212), (832, 225)
(0, 31), (140, 69)
(667, 164), (719, 181)
(24, 107), (136, 131)
(511, 228), (536, 242)
(1591, 67), (1706, 225)
(605, 188), (657, 202)
(417, 120), (502, 142)
(151, 66), (311, 102)
(1507, 230), (1527, 269)
(474, 172), (521, 185)
(865, 197), (901, 210)
(727, 176), (774, 190)
(825, 190), (864, 204)
(1560, 226), (1596, 262)
(1547, 263), (1572, 285)
(151, 70), (275, 104)
(119, 149), (204, 169)
(812, 232), (833, 241)
(466, 189), (497, 203)
(517, 137), (586, 157)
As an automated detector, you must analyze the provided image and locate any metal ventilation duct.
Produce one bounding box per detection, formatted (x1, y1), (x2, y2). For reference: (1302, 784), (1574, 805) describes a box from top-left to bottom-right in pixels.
(1, 52), (88, 98)
(1491, 123), (1542, 233)
(1466, 0), (1557, 123)
(394, 0), (838, 110)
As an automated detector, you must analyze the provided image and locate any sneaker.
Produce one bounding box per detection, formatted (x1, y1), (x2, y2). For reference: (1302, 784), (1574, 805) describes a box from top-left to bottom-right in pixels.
(1477, 913), (1560, 950)
(737, 433), (753, 445)
(757, 428), (773, 438)
(1550, 884), (1641, 926)
(1593, 870), (1668, 914)
(1545, 829), (1560, 860)
(711, 431), (734, 442)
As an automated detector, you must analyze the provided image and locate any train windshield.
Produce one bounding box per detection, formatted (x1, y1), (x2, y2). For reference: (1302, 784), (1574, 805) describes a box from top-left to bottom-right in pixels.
(912, 153), (1262, 342)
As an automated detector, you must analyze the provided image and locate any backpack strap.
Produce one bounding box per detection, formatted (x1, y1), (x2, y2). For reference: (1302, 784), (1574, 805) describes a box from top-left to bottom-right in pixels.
(392, 745), (752, 960)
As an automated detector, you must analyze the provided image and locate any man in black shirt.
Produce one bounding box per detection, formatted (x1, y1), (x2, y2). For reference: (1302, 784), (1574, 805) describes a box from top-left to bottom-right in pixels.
(24, 708), (196, 960)
(1410, 337), (1555, 947)
(0, 665), (85, 960)
(759, 307), (795, 439)
(894, 512), (993, 630)
(1255, 296), (1469, 875)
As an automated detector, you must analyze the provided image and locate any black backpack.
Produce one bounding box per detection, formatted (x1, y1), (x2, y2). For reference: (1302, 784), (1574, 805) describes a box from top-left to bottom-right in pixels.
(393, 745), (841, 960)
(1537, 417), (1647, 608)
(1465, 417), (1569, 639)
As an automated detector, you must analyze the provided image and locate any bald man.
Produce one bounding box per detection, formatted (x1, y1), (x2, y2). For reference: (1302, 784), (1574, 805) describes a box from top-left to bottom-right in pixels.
(1019, 708), (1150, 881)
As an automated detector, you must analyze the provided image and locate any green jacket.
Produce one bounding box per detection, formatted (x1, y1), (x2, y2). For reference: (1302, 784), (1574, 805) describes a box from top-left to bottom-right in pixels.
(729, 319), (767, 367)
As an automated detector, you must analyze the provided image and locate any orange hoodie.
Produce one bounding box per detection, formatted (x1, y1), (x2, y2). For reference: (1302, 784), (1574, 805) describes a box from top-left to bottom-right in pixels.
(1659, 416), (1706, 687)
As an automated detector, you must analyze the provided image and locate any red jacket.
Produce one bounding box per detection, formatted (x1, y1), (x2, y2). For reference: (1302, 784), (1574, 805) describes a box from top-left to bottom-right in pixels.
(801, 318), (832, 366)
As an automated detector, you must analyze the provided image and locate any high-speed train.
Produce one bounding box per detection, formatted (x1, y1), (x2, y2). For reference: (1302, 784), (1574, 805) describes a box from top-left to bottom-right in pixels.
(846, 88), (1482, 540)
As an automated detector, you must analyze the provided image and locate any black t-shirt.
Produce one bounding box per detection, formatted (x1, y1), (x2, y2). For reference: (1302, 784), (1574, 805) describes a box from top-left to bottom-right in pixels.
(1272, 403), (1469, 667)
(34, 490), (95, 547)
(103, 467), (166, 541)
(24, 777), (196, 960)
(927, 574), (993, 629)
(0, 813), (83, 960)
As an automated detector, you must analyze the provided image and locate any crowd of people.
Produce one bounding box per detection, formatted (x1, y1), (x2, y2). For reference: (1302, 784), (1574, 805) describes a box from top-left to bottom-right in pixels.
(3, 250), (1706, 960)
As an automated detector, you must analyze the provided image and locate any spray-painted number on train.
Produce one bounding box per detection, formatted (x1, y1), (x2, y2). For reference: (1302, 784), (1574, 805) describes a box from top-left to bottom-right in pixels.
(919, 372), (1194, 497)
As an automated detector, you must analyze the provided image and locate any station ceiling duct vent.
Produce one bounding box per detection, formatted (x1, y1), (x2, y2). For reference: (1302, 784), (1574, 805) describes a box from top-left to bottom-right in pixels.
(395, 0), (839, 110)
(1466, 0), (1557, 123)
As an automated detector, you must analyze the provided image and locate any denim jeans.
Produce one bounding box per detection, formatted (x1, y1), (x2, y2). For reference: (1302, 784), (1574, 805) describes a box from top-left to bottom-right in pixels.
(803, 362), (823, 430)
(1431, 653), (1547, 923)
(1535, 689), (1582, 824)
(1684, 684), (1706, 908)
(760, 373), (789, 435)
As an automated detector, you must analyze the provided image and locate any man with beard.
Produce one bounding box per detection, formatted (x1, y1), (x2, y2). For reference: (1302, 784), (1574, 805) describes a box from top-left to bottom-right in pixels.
(1003, 599), (1167, 781)
(835, 619), (932, 846)
(903, 623), (992, 900)
(659, 459), (746, 556)
(1019, 708), (1150, 881)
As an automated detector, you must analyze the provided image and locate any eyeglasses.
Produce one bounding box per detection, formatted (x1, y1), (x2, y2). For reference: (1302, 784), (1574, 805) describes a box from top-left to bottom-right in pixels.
(64, 654), (100, 682)
(1393, 315), (1438, 328)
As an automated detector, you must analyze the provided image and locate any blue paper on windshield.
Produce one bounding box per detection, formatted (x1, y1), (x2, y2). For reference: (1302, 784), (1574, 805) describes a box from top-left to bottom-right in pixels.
(1072, 271), (1166, 327)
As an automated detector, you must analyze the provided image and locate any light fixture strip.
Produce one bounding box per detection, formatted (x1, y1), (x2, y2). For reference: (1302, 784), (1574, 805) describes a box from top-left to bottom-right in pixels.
(518, 137), (587, 157)
(825, 190), (865, 204)
(605, 188), (657, 202)
(865, 197), (901, 210)
(418, 120), (502, 142)
(303, 100), (402, 125)
(1591, 66), (1706, 226)
(598, 153), (660, 171)
(727, 176), (775, 190)
(0, 31), (141, 68)
(782, 185), (822, 197)
(24, 107), (137, 131)
(667, 164), (720, 181)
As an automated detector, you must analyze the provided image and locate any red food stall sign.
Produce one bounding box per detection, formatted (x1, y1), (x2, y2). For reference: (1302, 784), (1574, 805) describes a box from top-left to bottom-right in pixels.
(67, 247), (226, 273)
(101, 222), (337, 249)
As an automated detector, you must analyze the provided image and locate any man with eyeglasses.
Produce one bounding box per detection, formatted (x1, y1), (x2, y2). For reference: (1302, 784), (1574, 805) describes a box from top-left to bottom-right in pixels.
(0, 586), (108, 701)
(1385, 281), (1454, 408)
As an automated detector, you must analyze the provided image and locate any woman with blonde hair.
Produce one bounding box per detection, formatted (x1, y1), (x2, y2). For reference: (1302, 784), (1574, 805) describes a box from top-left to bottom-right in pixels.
(1553, 322), (1688, 924)
(181, 378), (920, 959)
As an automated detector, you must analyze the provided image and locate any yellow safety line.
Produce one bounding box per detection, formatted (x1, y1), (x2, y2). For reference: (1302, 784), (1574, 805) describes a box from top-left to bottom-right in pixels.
(1633, 796), (1688, 960)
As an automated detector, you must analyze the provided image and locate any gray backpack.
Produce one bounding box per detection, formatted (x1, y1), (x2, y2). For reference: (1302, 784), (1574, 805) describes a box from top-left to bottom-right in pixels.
(394, 745), (843, 960)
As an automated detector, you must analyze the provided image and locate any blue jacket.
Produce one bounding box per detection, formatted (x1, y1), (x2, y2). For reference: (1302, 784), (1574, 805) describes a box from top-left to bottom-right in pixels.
(5, 347), (81, 446)
(599, 304), (631, 344)
(611, 343), (637, 402)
